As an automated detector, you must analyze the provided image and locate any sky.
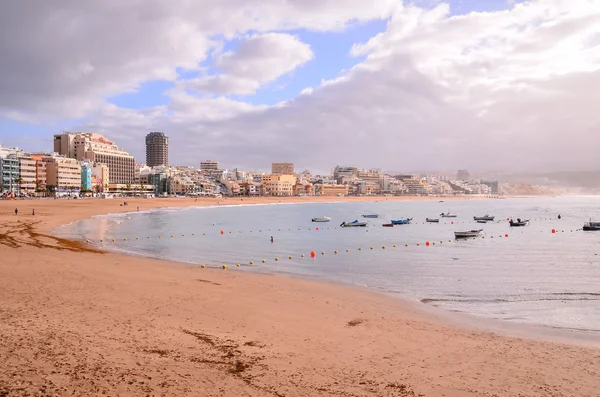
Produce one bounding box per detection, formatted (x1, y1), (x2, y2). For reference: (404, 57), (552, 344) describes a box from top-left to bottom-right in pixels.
(1, 0), (599, 174)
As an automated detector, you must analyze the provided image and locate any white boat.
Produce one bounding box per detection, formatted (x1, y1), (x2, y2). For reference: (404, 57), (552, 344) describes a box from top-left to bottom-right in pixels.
(440, 213), (457, 218)
(361, 214), (379, 219)
(583, 221), (600, 231)
(473, 214), (495, 221)
(340, 220), (368, 227)
(454, 229), (483, 238)
(311, 216), (331, 222)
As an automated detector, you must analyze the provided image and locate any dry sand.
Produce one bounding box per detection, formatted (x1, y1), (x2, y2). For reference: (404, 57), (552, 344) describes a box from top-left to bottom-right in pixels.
(0, 196), (599, 397)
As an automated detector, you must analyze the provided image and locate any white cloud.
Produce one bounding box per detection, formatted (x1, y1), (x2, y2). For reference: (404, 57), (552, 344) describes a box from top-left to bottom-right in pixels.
(2, 0), (600, 173)
(185, 33), (314, 95)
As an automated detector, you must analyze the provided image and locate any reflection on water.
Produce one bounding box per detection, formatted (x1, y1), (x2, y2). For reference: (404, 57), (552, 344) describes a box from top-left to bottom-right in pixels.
(57, 197), (600, 332)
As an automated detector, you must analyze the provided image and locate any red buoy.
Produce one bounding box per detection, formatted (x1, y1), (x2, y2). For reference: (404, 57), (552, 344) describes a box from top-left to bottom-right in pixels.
(316, 227), (319, 231)
(552, 229), (556, 234)
(310, 251), (316, 258)
(220, 230), (224, 235)
(451, 221), (454, 225)
(505, 233), (508, 237)
(425, 241), (430, 247)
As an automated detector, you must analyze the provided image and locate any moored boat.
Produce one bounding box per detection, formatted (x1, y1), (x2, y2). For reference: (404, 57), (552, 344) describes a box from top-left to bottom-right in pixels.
(382, 223), (394, 227)
(476, 220), (488, 224)
(509, 218), (529, 227)
(311, 216), (331, 222)
(473, 214), (495, 221)
(361, 214), (379, 219)
(440, 213), (457, 218)
(583, 221), (600, 231)
(426, 218), (439, 223)
(391, 218), (412, 225)
(454, 229), (483, 238)
(340, 220), (368, 227)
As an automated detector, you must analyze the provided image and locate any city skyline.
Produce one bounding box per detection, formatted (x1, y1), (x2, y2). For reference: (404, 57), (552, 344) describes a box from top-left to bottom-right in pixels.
(1, 1), (600, 173)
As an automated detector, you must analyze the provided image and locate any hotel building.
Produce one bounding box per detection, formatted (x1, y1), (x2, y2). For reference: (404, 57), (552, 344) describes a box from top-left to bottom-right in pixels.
(54, 132), (135, 184)
(261, 174), (296, 196)
(45, 156), (82, 193)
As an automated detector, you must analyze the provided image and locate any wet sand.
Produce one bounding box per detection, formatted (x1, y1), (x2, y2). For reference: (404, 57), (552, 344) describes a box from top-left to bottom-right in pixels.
(1, 197), (599, 396)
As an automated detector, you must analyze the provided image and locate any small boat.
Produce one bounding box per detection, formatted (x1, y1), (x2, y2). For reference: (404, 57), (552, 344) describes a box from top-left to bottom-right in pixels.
(340, 220), (368, 228)
(509, 218), (529, 227)
(311, 216), (331, 222)
(440, 213), (457, 218)
(391, 218), (412, 225)
(454, 229), (483, 238)
(473, 214), (495, 221)
(426, 218), (439, 223)
(382, 223), (394, 227)
(583, 221), (600, 231)
(476, 220), (488, 224)
(361, 214), (379, 219)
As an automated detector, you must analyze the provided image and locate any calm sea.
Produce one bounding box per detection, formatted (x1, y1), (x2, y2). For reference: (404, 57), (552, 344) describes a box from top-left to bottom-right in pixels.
(57, 196), (600, 333)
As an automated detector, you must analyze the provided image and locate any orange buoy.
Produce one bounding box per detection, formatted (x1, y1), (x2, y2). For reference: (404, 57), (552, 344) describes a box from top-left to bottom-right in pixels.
(451, 221), (454, 225)
(310, 251), (316, 258)
(551, 229), (556, 234)
(316, 227), (319, 231)
(220, 230), (224, 235)
(425, 241), (430, 247)
(505, 233), (508, 237)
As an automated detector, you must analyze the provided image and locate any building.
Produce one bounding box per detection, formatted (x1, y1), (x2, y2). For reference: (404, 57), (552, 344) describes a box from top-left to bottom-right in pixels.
(261, 174), (296, 196)
(18, 155), (37, 195)
(29, 153), (48, 191)
(91, 162), (110, 193)
(53, 132), (135, 184)
(0, 154), (19, 193)
(333, 166), (358, 183)
(44, 155), (82, 194)
(81, 162), (93, 191)
(481, 180), (499, 194)
(457, 169), (470, 181)
(314, 184), (349, 196)
(272, 162), (294, 175)
(200, 160), (219, 171)
(145, 132), (168, 167)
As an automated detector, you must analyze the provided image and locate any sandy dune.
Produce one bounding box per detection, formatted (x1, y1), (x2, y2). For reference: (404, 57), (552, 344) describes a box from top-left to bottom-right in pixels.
(0, 197), (598, 396)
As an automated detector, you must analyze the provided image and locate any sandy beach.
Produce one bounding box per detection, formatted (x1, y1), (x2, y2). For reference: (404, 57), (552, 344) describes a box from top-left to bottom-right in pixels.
(1, 196), (599, 397)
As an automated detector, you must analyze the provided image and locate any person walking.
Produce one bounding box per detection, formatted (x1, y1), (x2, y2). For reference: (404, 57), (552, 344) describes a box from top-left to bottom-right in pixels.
(32, 209), (35, 216)
(14, 208), (18, 215)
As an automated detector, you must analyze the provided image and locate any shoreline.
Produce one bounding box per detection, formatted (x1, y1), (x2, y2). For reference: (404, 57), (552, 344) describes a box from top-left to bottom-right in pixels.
(2, 197), (600, 396)
(52, 196), (600, 348)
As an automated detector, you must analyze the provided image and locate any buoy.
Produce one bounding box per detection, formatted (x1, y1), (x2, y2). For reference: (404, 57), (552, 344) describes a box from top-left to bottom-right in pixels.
(159, 236), (162, 238)
(203, 233), (206, 235)
(201, 264), (206, 268)
(382, 246), (386, 249)
(552, 229), (556, 234)
(220, 230), (224, 235)
(432, 242), (435, 245)
(229, 231), (232, 234)
(112, 239), (116, 242)
(301, 254), (305, 258)
(346, 249), (349, 252)
(316, 227), (319, 231)
(310, 251), (316, 258)
(289, 256), (293, 259)
(505, 234), (508, 237)
(417, 243), (420, 246)
(370, 247), (374, 250)
(334, 250), (338, 254)
(405, 244), (408, 247)
(249, 261), (254, 265)
(451, 221), (454, 225)
(358, 247), (362, 251)
(86, 239), (90, 243)
(171, 234), (174, 237)
(449, 240), (451, 243)
(321, 251), (325, 255)
(222, 264), (227, 269)
(237, 264), (241, 267)
(393, 244), (396, 248)
(275, 257), (279, 261)
(425, 241), (430, 247)
(100, 239), (103, 242)
(192, 233), (195, 236)
(124, 238), (127, 241)
(259, 229), (262, 232)
(182, 234), (185, 236)
(262, 259), (266, 263)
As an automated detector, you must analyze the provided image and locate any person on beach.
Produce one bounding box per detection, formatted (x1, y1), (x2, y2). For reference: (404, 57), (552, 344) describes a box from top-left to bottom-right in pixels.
(270, 236), (274, 243)
(32, 209), (35, 216)
(14, 208), (18, 215)
(137, 206), (139, 212)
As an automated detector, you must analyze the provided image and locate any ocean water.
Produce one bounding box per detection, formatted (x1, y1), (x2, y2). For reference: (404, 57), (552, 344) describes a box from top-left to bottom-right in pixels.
(57, 196), (600, 333)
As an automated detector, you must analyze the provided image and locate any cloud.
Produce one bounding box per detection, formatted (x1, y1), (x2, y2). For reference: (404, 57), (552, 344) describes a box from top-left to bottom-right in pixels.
(185, 33), (314, 95)
(2, 0), (600, 173)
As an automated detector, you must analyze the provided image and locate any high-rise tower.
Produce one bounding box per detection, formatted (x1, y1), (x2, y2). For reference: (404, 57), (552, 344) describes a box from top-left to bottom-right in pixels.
(145, 132), (169, 167)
